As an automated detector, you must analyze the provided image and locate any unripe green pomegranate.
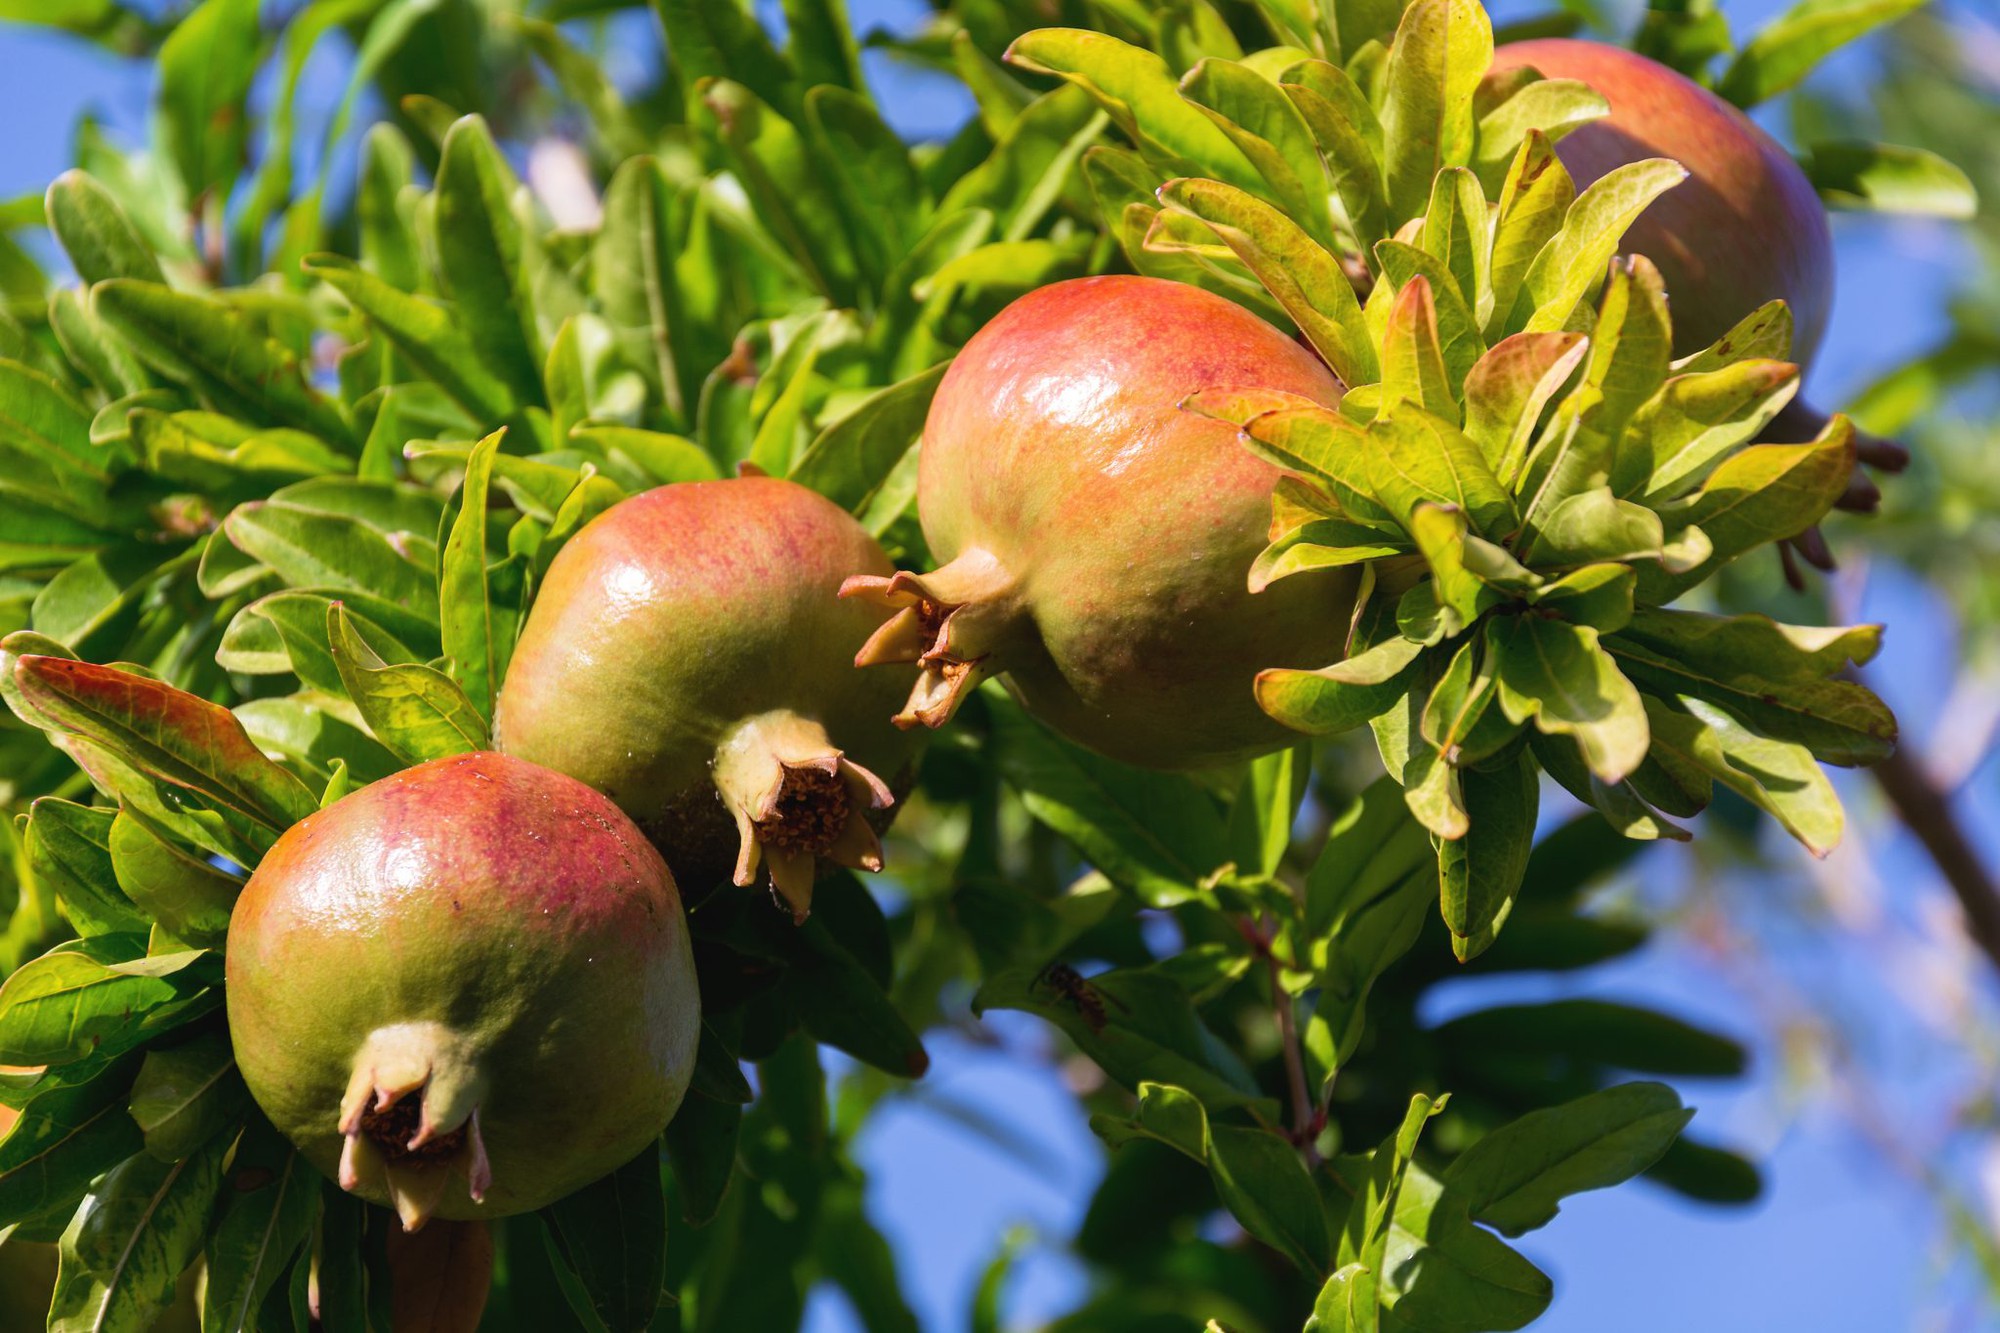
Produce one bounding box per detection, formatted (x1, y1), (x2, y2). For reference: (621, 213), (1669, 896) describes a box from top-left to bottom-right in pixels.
(843, 275), (1357, 769)
(1490, 38), (1833, 365)
(494, 477), (917, 921)
(226, 752), (698, 1230)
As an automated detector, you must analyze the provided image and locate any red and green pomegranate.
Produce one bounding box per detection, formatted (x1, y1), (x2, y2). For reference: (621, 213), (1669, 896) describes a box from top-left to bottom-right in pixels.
(225, 752), (699, 1231)
(1491, 38), (1833, 365)
(494, 476), (918, 920)
(842, 275), (1359, 769)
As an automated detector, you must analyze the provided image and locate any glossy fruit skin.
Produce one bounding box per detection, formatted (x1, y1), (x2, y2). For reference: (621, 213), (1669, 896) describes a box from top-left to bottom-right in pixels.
(1492, 38), (1834, 365)
(912, 274), (1356, 768)
(226, 752), (698, 1221)
(494, 477), (917, 899)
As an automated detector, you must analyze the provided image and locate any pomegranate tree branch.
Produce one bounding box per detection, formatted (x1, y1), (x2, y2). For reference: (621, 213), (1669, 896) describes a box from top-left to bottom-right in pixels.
(1870, 742), (2000, 978)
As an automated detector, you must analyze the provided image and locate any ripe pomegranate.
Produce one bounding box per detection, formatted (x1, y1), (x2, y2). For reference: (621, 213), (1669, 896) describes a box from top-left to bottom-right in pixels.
(226, 752), (699, 1230)
(1491, 38), (1832, 364)
(494, 477), (917, 921)
(1490, 39), (1902, 511)
(841, 275), (1358, 769)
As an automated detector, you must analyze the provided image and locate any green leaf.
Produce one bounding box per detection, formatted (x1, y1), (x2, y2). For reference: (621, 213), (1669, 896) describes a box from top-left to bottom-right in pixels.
(46, 172), (163, 285)
(1103, 1083), (1329, 1272)
(1717, 0), (1926, 107)
(303, 254), (517, 424)
(438, 430), (516, 720)
(1004, 29), (1261, 192)
(1179, 57), (1334, 248)
(49, 1131), (227, 1333)
(988, 695), (1228, 907)
(1464, 331), (1587, 478)
(0, 1061), (143, 1232)
(223, 498), (438, 624)
(93, 282), (350, 445)
(1513, 159), (1688, 334)
(1488, 615), (1649, 783)
(662, 1094), (739, 1229)
(435, 116), (550, 407)
(1437, 750), (1538, 959)
(1629, 360), (1800, 500)
(1365, 407), (1517, 539)
(327, 603), (487, 765)
(1157, 178), (1376, 386)
(700, 80), (859, 306)
(807, 86), (933, 283)
(1226, 746), (1309, 881)
(654, 0), (799, 121)
(1377, 246), (1485, 398)
(201, 1115), (317, 1333)
(1281, 60), (1388, 247)
(788, 362), (947, 515)
(541, 1143), (667, 1333)
(1474, 76), (1607, 184)
(1486, 132), (1575, 339)
(974, 964), (1272, 1115)
(1435, 996), (1746, 1077)
(12, 656), (317, 839)
(126, 1031), (246, 1162)
(1442, 1082), (1692, 1236)
(1379, 0), (1494, 222)
(26, 798), (149, 938)
(108, 811), (239, 951)
(1606, 612), (1895, 766)
(155, 0), (260, 205)
(0, 939), (207, 1070)
(1798, 140), (1978, 218)
(784, 910), (930, 1079)
(1255, 636), (1427, 739)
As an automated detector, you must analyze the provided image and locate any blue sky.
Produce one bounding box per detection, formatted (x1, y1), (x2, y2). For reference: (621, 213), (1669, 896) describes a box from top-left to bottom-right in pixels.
(0, 3), (1991, 1331)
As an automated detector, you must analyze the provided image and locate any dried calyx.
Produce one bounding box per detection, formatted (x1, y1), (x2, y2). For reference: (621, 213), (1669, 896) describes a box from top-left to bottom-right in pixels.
(842, 549), (1020, 731)
(336, 1024), (493, 1232)
(715, 711), (894, 920)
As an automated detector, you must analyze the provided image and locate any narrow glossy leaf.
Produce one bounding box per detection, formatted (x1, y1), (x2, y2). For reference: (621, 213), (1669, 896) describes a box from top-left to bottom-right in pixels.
(1641, 697), (1842, 854)
(46, 171), (162, 286)
(13, 656), (317, 836)
(1585, 255), (1674, 447)
(655, 0), (798, 121)
(1366, 407), (1517, 539)
(1421, 166), (1491, 325)
(435, 116), (550, 406)
(1108, 1083), (1328, 1272)
(1377, 242), (1485, 392)
(1443, 1082), (1692, 1236)
(202, 1115), (317, 1333)
(304, 255), (517, 423)
(126, 1031), (246, 1162)
(108, 811), (239, 949)
(1644, 420), (1853, 598)
(93, 282), (350, 445)
(1605, 620), (1895, 765)
(988, 696), (1227, 907)
(807, 86), (933, 281)
(1474, 76), (1607, 183)
(26, 798), (148, 938)
(223, 499), (438, 624)
(49, 288), (151, 399)
(1799, 140), (1977, 217)
(327, 603), (487, 765)
(1256, 636), (1426, 738)
(1519, 485), (1673, 569)
(1672, 301), (1794, 376)
(570, 427), (721, 487)
(701, 80), (859, 305)
(1486, 131), (1575, 339)
(1179, 57), (1334, 246)
(1631, 360), (1801, 500)
(1379, 0), (1494, 222)
(1281, 62), (1388, 246)
(1004, 29), (1261, 191)
(1717, 0), (1926, 106)
(1488, 615), (1649, 783)
(1514, 159), (1688, 334)
(0, 939), (212, 1069)
(1438, 749), (1539, 959)
(1158, 178), (1375, 384)
(155, 0), (259, 204)
(1463, 331), (1587, 476)
(1435, 996), (1746, 1076)
(543, 1143), (667, 1333)
(789, 361), (947, 514)
(974, 964), (1271, 1114)
(662, 1094), (739, 1228)
(1307, 861), (1431, 1080)
(785, 912), (930, 1079)
(0, 1060), (142, 1231)
(438, 430), (513, 720)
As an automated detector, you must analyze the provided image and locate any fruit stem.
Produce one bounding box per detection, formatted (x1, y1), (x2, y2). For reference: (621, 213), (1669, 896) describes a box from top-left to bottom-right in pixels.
(713, 710), (894, 922)
(841, 548), (1021, 731)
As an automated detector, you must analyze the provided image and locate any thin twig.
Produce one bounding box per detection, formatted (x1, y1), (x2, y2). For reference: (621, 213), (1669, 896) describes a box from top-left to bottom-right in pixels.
(1869, 739), (2000, 979)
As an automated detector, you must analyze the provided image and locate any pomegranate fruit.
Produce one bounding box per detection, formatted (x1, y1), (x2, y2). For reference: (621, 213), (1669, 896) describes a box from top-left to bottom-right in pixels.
(1491, 38), (1833, 364)
(494, 477), (917, 921)
(841, 275), (1358, 769)
(225, 752), (698, 1230)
